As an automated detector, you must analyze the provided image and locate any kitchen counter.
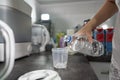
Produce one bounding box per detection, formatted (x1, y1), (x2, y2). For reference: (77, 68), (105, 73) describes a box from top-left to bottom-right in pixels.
(1, 52), (98, 80)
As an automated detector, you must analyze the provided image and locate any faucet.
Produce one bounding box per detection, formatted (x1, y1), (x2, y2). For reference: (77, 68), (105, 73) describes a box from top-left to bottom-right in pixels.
(0, 20), (15, 80)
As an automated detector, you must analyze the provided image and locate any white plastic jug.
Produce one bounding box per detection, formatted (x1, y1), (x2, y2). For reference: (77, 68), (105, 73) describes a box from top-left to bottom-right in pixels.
(28, 24), (50, 53)
(0, 20), (15, 80)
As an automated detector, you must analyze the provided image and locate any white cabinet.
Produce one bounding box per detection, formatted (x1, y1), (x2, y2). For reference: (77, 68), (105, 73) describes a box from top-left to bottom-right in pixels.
(90, 62), (110, 80)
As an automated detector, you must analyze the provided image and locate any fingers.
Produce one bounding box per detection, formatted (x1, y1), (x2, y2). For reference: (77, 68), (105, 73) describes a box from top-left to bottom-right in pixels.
(74, 29), (93, 43)
(74, 30), (85, 38)
(86, 33), (93, 43)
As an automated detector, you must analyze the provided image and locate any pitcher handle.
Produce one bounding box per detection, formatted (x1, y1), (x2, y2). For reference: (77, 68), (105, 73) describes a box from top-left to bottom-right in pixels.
(0, 20), (15, 80)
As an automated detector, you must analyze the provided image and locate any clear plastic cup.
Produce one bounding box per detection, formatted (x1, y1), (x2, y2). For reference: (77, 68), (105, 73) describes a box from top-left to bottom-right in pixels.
(52, 48), (68, 69)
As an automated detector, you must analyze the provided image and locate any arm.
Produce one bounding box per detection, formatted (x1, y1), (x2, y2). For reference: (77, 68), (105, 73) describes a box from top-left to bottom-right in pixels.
(87, 0), (118, 29)
(76, 0), (118, 42)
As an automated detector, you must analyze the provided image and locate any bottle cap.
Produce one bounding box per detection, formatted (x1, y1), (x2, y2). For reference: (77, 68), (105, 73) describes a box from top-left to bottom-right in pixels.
(64, 35), (72, 43)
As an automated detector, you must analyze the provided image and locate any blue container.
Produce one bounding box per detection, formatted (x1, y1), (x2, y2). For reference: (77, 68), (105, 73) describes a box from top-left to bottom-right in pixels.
(105, 28), (114, 55)
(106, 42), (112, 55)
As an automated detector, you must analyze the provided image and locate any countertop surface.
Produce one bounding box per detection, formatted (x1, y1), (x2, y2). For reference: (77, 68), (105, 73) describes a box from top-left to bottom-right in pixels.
(1, 52), (98, 80)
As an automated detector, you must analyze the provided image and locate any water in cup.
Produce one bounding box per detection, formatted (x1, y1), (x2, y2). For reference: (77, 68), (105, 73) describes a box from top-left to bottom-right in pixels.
(52, 48), (68, 69)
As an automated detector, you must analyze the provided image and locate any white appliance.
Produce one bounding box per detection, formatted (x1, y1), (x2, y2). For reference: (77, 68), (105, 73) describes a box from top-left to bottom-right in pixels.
(28, 24), (50, 53)
(0, 0), (32, 61)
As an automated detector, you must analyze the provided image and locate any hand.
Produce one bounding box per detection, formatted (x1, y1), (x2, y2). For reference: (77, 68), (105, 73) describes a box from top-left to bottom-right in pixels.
(74, 26), (93, 43)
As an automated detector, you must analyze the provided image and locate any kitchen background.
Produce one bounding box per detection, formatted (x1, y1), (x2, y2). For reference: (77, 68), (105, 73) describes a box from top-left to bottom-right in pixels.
(0, 0), (117, 80)
(26, 0), (116, 80)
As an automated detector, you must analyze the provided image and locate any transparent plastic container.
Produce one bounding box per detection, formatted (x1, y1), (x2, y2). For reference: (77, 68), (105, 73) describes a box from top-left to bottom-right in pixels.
(52, 48), (68, 69)
(64, 35), (104, 56)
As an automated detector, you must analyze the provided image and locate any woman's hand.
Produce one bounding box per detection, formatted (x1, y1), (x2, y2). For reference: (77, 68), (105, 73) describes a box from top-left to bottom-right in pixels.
(74, 25), (93, 43)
